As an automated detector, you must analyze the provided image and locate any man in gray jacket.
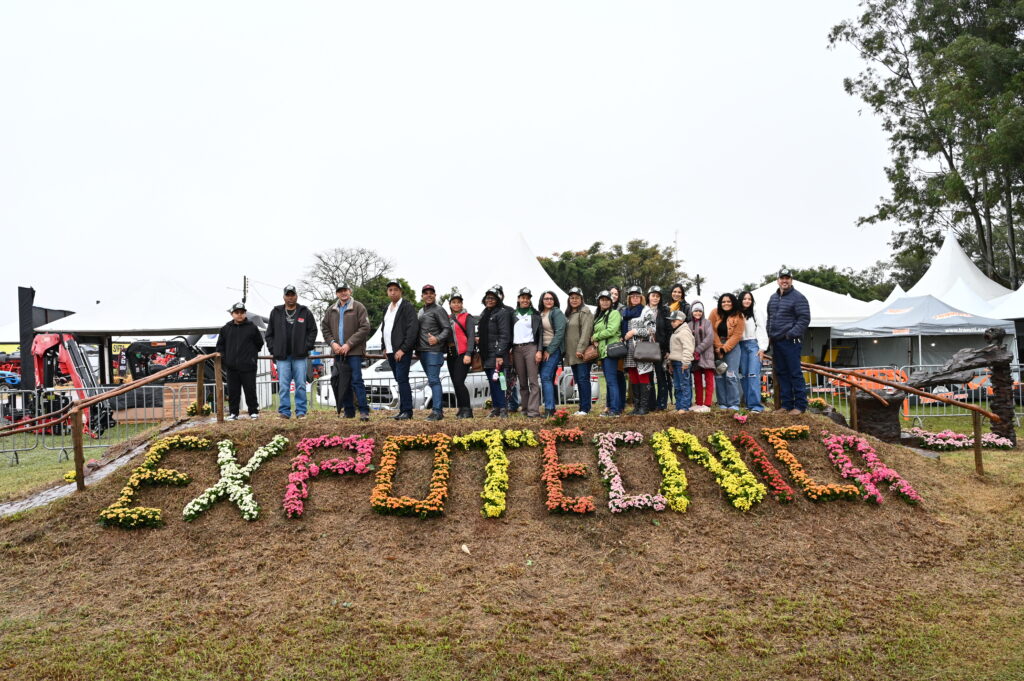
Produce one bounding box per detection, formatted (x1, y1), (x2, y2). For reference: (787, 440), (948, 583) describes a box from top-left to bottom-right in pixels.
(417, 284), (451, 421)
(321, 283), (371, 421)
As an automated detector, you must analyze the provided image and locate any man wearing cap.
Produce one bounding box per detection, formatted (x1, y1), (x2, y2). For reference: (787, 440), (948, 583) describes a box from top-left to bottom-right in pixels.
(763, 268), (811, 414)
(266, 285), (318, 419)
(510, 287), (543, 418)
(216, 303), (265, 420)
(381, 279), (419, 420)
(417, 284), (451, 421)
(321, 283), (371, 421)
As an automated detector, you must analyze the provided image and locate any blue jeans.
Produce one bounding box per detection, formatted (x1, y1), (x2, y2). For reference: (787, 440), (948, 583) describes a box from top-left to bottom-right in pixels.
(738, 339), (763, 411)
(420, 351), (445, 413)
(386, 352), (413, 413)
(539, 349), (562, 411)
(488, 366), (507, 409)
(603, 357), (623, 414)
(671, 361), (692, 410)
(714, 345), (742, 409)
(772, 338), (807, 411)
(277, 357), (307, 417)
(572, 363), (592, 413)
(340, 354), (369, 416)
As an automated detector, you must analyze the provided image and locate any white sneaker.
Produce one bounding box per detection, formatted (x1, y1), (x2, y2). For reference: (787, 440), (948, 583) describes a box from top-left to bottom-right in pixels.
(572, 411), (587, 417)
(227, 414), (238, 421)
(249, 413), (259, 420)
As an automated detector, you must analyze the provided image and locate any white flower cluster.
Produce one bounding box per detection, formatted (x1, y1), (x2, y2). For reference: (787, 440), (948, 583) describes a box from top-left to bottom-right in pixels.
(182, 435), (290, 522)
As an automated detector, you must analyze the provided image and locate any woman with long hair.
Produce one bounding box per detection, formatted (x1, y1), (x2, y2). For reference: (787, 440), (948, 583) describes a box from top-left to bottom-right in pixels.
(622, 285), (657, 415)
(688, 300), (715, 412)
(592, 291), (623, 417)
(709, 292), (745, 410)
(668, 283), (691, 320)
(478, 288), (512, 417)
(563, 287), (594, 416)
(537, 291), (567, 417)
(647, 285), (672, 411)
(447, 292), (476, 419)
(738, 290), (768, 412)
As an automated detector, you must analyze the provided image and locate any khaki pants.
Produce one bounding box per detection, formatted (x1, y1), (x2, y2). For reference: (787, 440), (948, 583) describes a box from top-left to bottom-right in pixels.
(511, 343), (542, 417)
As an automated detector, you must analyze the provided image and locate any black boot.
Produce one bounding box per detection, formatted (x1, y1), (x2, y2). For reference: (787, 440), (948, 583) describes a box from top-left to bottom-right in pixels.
(635, 384), (650, 416)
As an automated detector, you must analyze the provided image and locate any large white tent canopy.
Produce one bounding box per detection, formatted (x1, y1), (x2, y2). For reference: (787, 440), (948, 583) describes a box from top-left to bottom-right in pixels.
(990, 283), (1024, 321)
(906, 231), (1013, 301)
(749, 279), (878, 328)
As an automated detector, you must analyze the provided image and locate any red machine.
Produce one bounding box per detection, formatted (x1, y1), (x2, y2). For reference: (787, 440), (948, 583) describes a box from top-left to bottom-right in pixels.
(20, 334), (114, 436)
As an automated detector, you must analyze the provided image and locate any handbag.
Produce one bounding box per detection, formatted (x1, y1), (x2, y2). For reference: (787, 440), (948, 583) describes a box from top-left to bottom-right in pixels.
(634, 340), (662, 362)
(582, 343), (600, 363)
(605, 341), (627, 359)
(470, 352), (484, 373)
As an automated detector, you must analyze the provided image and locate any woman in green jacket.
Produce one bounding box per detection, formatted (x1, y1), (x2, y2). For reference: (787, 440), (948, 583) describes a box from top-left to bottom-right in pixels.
(563, 286), (595, 415)
(537, 291), (567, 416)
(591, 290), (623, 416)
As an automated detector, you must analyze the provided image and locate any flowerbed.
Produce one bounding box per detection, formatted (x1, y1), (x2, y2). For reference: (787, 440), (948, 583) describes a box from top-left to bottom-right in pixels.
(659, 428), (765, 511)
(452, 429), (538, 518)
(370, 433), (452, 517)
(907, 427), (1015, 451)
(98, 435), (209, 529)
(182, 435), (290, 522)
(283, 435), (375, 518)
(761, 426), (861, 502)
(649, 430), (690, 512)
(822, 431), (923, 505)
(732, 431), (795, 503)
(593, 431), (667, 513)
(539, 427), (595, 514)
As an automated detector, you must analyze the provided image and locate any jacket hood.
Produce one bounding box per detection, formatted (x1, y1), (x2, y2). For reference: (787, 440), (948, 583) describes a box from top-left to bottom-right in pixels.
(690, 300), (704, 314)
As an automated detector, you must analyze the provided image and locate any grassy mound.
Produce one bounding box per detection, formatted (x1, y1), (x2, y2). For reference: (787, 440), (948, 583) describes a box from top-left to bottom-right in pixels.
(1, 411), (1022, 681)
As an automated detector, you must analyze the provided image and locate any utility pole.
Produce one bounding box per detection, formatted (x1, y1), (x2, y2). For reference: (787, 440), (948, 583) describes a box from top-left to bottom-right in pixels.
(242, 276), (248, 305)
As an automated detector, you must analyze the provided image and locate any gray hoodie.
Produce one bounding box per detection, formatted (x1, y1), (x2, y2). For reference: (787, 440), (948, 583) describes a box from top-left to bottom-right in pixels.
(687, 300), (715, 370)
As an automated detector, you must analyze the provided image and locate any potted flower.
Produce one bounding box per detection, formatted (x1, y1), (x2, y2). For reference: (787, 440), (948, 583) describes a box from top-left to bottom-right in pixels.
(807, 397), (831, 414)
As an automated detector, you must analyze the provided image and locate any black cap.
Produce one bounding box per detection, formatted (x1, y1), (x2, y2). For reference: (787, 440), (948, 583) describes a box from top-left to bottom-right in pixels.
(386, 279), (402, 289)
(597, 289), (611, 301)
(482, 287), (501, 303)
(567, 286), (583, 296)
(647, 285), (662, 295)
(626, 285), (642, 296)
(283, 285), (297, 295)
(778, 268), (793, 278)
(449, 291), (463, 301)
(518, 287), (532, 297)
(229, 302), (246, 313)
(335, 283), (350, 292)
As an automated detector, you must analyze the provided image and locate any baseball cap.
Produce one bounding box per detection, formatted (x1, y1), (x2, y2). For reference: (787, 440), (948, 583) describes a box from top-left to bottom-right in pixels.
(647, 285), (662, 295)
(667, 309), (686, 322)
(229, 302), (246, 313)
(567, 286), (583, 296)
(335, 283), (350, 292)
(518, 287), (532, 297)
(386, 279), (402, 289)
(283, 285), (297, 295)
(597, 289), (611, 301)
(778, 268), (793, 278)
(422, 284), (436, 293)
(626, 285), (642, 296)
(449, 290), (463, 301)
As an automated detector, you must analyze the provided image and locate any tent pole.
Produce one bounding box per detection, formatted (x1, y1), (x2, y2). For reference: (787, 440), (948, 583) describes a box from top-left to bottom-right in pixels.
(918, 334), (923, 367)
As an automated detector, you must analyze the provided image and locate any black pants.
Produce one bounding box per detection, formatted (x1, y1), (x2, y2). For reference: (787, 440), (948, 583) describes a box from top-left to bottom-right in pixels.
(653, 362), (671, 410)
(446, 354), (471, 409)
(226, 368), (258, 416)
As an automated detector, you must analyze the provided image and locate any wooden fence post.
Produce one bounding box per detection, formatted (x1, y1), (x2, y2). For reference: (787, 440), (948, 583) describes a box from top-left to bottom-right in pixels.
(849, 386), (859, 432)
(71, 409), (85, 491)
(195, 361), (206, 414)
(973, 411), (984, 476)
(214, 354), (225, 423)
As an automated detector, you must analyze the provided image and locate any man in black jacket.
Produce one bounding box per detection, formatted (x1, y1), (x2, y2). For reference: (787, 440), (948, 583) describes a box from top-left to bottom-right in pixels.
(381, 279), (419, 420)
(265, 284), (318, 419)
(216, 302), (265, 420)
(763, 268), (811, 414)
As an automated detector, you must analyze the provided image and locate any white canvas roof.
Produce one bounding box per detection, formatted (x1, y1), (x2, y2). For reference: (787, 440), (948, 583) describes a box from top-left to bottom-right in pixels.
(906, 231), (1013, 301)
(750, 279), (878, 328)
(989, 283), (1024, 320)
(936, 277), (1001, 318)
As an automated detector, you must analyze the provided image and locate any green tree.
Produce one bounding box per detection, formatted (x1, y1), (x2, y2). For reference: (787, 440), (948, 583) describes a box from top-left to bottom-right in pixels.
(351, 276), (419, 330)
(740, 263), (896, 302)
(539, 240), (694, 301)
(830, 0), (1024, 288)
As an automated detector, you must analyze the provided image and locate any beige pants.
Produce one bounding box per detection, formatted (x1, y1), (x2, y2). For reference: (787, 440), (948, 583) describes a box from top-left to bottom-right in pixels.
(511, 343), (542, 417)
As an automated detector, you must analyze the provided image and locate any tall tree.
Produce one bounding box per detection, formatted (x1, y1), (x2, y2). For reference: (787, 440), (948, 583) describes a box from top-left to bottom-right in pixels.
(539, 240), (694, 301)
(830, 0), (1024, 288)
(299, 248), (393, 318)
(740, 263), (896, 301)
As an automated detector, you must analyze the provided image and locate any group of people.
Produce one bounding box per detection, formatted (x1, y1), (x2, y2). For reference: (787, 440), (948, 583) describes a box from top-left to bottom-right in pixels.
(215, 269), (811, 421)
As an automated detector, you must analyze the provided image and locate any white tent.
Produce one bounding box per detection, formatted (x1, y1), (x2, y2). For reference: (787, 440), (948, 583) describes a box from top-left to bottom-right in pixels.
(867, 283), (906, 314)
(936, 277), (1001, 318)
(990, 283), (1024, 321)
(749, 279), (877, 328)
(906, 231), (1013, 301)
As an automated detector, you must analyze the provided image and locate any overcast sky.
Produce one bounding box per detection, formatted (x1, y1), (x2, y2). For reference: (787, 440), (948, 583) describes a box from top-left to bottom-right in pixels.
(0, 0), (894, 324)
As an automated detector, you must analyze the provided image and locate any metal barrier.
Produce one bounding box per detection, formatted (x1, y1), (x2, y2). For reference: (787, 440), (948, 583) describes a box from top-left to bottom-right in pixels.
(0, 390), (40, 464)
(898, 363), (1024, 426)
(792, 365), (901, 416)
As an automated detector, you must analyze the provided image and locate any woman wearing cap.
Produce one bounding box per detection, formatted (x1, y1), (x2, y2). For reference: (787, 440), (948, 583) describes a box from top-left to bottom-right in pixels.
(688, 300), (715, 412)
(510, 288), (543, 418)
(738, 290), (768, 412)
(647, 285), (672, 411)
(478, 288), (512, 417)
(563, 287), (594, 416)
(447, 292), (477, 419)
(622, 285), (656, 415)
(710, 292), (745, 410)
(591, 291), (623, 416)
(669, 283), (691, 320)
(537, 291), (567, 417)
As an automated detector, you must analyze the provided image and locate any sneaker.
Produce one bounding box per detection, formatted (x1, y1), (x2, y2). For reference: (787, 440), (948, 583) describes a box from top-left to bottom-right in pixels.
(296, 413), (307, 419)
(789, 408), (804, 415)
(249, 413), (259, 420)
(426, 412), (443, 422)
(278, 413), (291, 420)
(676, 409), (689, 414)
(360, 414), (370, 422)
(572, 411), (587, 417)
(227, 414), (238, 421)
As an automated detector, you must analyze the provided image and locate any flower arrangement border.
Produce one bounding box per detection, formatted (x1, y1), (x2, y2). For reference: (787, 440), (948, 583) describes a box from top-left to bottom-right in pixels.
(760, 426), (861, 502)
(182, 434), (290, 522)
(732, 431), (795, 503)
(539, 427), (595, 514)
(594, 431), (667, 513)
(649, 430), (690, 512)
(99, 435), (209, 529)
(453, 429), (538, 518)
(370, 433), (452, 518)
(821, 431), (923, 505)
(907, 427), (1014, 451)
(655, 428), (765, 511)
(283, 435), (375, 518)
